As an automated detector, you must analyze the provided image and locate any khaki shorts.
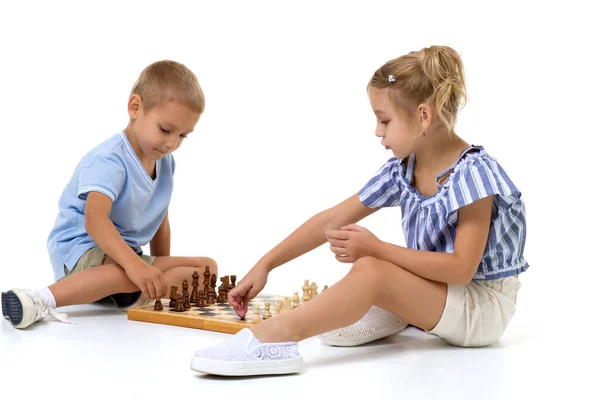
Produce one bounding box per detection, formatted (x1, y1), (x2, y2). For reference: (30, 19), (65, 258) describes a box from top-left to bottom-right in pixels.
(64, 246), (156, 277)
(427, 276), (521, 347)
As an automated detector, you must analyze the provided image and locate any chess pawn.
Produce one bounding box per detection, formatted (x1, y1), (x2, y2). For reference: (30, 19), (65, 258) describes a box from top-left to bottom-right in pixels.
(184, 293), (191, 310)
(274, 301), (282, 316)
(311, 282), (318, 298)
(263, 302), (271, 319)
(153, 299), (163, 311)
(169, 286), (178, 308)
(252, 305), (261, 324)
(302, 279), (311, 302)
(182, 278), (189, 293)
(210, 274), (218, 303)
(230, 275), (237, 289)
(322, 285), (328, 292)
(175, 294), (185, 312)
(292, 292), (300, 309)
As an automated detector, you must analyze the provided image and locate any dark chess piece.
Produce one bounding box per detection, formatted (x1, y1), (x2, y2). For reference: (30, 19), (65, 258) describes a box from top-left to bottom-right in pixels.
(184, 292), (191, 310)
(209, 274), (217, 304)
(198, 290), (207, 307)
(217, 276), (230, 303)
(174, 294), (185, 312)
(154, 299), (163, 311)
(230, 275), (237, 290)
(182, 279), (189, 296)
(191, 271), (200, 304)
(203, 266), (211, 286)
(169, 286), (178, 308)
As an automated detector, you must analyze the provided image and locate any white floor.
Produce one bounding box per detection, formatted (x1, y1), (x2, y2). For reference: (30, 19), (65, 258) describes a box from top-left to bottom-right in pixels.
(0, 285), (592, 400)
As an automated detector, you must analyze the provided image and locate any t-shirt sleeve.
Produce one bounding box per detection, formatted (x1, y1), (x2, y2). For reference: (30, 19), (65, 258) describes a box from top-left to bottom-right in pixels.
(77, 154), (126, 202)
(447, 156), (520, 213)
(358, 157), (405, 208)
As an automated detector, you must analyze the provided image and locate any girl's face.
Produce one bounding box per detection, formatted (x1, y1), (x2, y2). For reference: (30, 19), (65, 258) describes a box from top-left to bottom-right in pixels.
(368, 87), (422, 160)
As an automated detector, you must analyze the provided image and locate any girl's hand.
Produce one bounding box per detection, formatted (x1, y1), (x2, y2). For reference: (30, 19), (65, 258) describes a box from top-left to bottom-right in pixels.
(227, 265), (269, 319)
(325, 224), (382, 263)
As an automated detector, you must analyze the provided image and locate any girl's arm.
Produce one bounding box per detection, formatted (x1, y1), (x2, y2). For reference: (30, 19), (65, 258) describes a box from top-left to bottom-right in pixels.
(374, 195), (495, 285)
(260, 193), (377, 272)
(150, 211), (171, 257)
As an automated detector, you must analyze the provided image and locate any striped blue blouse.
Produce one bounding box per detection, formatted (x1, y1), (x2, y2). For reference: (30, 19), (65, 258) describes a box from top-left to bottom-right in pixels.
(358, 146), (528, 280)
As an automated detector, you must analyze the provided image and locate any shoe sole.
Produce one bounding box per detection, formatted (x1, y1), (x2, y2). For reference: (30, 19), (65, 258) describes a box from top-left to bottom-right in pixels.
(319, 325), (407, 347)
(2, 291), (23, 327)
(190, 356), (303, 376)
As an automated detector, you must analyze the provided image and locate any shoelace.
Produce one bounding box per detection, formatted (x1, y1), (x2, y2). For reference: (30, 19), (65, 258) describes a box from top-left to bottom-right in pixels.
(23, 289), (75, 325)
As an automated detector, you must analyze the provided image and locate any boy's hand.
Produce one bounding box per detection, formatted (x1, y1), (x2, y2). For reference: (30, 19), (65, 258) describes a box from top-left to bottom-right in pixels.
(125, 262), (168, 300)
(325, 224), (382, 263)
(228, 266), (269, 319)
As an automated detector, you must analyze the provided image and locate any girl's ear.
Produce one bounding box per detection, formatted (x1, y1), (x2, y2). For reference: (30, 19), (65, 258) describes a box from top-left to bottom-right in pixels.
(417, 103), (433, 133)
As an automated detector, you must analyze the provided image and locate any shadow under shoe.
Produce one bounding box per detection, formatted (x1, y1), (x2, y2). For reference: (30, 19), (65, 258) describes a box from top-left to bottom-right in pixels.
(319, 306), (409, 347)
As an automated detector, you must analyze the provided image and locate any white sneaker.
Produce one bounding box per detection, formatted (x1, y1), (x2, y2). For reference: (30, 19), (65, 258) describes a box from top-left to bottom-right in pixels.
(190, 328), (303, 376)
(2, 289), (73, 329)
(319, 306), (408, 347)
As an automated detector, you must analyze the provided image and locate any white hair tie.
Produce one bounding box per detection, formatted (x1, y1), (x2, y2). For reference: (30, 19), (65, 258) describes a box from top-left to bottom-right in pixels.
(388, 75), (396, 83)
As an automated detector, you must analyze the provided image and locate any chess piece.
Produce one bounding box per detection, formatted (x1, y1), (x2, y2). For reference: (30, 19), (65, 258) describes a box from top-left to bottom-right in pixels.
(322, 285), (328, 292)
(263, 302), (271, 319)
(310, 282), (318, 298)
(154, 299), (163, 311)
(281, 297), (291, 313)
(169, 286), (178, 308)
(198, 290), (207, 307)
(184, 292), (191, 310)
(191, 271), (200, 304)
(209, 274), (217, 304)
(302, 279), (311, 302)
(274, 301), (282, 316)
(292, 292), (300, 308)
(230, 275), (237, 289)
(217, 276), (229, 303)
(252, 305), (261, 324)
(174, 294), (185, 312)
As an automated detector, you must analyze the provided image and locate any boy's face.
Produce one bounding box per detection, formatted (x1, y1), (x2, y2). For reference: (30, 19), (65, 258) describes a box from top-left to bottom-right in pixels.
(129, 97), (200, 161)
(368, 87), (423, 160)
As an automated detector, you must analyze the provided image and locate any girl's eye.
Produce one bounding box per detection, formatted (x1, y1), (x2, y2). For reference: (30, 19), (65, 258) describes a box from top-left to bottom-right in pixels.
(180, 134), (188, 139)
(381, 120), (389, 125)
(160, 126), (170, 133)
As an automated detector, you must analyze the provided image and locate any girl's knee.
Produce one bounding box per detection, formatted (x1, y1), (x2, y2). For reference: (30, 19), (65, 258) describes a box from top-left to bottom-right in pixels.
(350, 256), (384, 281)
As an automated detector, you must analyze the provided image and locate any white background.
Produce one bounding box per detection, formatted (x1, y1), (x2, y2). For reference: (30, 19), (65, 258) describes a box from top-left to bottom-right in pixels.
(0, 0), (598, 396)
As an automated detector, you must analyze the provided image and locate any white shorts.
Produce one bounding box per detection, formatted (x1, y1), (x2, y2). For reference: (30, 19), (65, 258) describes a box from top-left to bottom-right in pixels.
(428, 276), (521, 347)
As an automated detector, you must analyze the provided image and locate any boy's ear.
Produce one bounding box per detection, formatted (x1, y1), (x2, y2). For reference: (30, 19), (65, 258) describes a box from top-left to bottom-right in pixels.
(127, 94), (143, 119)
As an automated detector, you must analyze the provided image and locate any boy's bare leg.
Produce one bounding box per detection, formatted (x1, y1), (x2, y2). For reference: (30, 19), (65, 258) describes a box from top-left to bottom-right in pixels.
(50, 256), (217, 307)
(249, 256), (447, 343)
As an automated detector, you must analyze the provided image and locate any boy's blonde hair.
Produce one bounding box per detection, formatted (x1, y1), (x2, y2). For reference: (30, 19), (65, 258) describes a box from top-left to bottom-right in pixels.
(369, 45), (466, 134)
(131, 60), (205, 114)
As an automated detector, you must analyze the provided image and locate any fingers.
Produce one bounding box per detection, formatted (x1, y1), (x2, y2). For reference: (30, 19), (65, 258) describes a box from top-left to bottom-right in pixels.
(158, 274), (168, 298)
(327, 238), (347, 248)
(140, 285), (151, 300)
(335, 254), (355, 263)
(341, 224), (365, 231)
(146, 283), (157, 300)
(329, 245), (347, 256)
(325, 230), (350, 240)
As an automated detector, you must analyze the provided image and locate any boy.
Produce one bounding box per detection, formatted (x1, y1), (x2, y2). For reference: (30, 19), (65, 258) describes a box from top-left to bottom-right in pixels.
(2, 60), (217, 329)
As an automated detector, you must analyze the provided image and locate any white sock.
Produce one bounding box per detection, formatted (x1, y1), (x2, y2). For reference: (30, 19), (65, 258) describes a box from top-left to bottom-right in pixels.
(36, 287), (57, 309)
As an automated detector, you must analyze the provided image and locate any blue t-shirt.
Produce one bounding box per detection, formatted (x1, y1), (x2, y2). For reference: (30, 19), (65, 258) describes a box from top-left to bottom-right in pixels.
(47, 131), (175, 281)
(358, 146), (528, 280)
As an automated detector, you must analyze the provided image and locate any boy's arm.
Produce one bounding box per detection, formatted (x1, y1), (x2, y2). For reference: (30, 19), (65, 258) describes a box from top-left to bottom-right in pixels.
(85, 192), (167, 299)
(374, 195), (495, 285)
(150, 211), (170, 257)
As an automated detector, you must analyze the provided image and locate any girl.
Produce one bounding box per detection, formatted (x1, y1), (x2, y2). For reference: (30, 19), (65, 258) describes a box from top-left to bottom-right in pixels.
(190, 45), (527, 376)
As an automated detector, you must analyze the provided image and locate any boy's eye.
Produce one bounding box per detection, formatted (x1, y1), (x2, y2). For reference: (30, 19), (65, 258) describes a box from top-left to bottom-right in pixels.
(180, 134), (188, 139)
(381, 120), (389, 125)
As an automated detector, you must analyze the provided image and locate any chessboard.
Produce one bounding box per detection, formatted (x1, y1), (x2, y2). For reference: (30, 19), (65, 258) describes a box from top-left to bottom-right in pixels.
(127, 266), (327, 334)
(127, 293), (286, 334)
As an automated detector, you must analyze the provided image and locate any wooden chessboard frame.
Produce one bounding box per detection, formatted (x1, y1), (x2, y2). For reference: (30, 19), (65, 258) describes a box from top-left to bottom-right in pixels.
(127, 293), (286, 334)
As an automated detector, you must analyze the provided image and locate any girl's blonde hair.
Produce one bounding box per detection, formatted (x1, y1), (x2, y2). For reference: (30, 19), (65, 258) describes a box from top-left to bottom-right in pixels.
(369, 45), (466, 133)
(131, 60), (205, 114)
